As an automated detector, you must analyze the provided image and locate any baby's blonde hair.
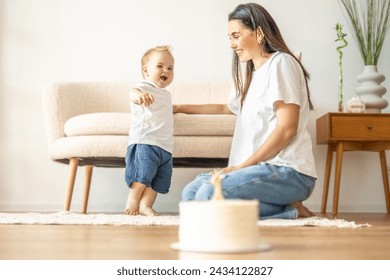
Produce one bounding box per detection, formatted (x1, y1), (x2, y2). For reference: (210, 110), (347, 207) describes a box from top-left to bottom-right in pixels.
(141, 45), (174, 69)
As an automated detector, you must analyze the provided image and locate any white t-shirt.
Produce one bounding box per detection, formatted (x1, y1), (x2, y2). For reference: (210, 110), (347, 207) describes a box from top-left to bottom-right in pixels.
(227, 52), (317, 178)
(128, 80), (173, 154)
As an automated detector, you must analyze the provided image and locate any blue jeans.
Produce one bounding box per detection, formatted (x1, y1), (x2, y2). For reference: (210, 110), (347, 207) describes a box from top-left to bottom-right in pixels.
(181, 163), (316, 219)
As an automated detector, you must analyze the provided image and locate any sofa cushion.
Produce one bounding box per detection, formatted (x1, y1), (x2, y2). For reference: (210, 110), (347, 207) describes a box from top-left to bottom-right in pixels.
(64, 113), (236, 137)
(49, 135), (233, 160)
(64, 113), (131, 136)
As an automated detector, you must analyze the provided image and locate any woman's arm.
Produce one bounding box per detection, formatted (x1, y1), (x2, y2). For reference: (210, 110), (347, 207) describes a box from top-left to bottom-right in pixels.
(173, 104), (232, 114)
(222, 101), (299, 173)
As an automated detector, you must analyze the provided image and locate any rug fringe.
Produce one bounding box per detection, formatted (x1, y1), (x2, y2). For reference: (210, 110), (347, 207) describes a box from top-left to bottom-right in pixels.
(0, 212), (370, 227)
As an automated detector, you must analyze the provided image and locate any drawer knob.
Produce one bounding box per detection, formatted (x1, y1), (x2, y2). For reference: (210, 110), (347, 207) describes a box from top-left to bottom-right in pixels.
(367, 124), (373, 130)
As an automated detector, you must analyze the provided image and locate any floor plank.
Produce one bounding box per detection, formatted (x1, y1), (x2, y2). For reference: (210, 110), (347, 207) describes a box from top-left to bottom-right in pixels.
(0, 213), (389, 260)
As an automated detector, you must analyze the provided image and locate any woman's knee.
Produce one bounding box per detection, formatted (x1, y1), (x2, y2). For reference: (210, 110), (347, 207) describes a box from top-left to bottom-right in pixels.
(181, 173), (210, 200)
(181, 185), (194, 201)
(194, 183), (214, 200)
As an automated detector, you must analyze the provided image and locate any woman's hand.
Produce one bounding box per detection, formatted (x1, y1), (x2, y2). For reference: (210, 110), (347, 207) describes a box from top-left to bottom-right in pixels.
(220, 165), (241, 174)
(173, 105), (180, 114)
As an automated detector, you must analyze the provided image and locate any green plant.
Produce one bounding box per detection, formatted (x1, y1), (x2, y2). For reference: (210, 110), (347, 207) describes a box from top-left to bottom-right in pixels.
(335, 23), (348, 112)
(338, 0), (390, 65)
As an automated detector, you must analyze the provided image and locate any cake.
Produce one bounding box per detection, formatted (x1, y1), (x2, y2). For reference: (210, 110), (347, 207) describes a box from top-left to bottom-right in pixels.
(171, 171), (270, 253)
(173, 199), (261, 253)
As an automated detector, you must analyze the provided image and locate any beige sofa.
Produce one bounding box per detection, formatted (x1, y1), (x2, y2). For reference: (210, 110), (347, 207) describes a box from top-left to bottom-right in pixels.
(42, 81), (236, 213)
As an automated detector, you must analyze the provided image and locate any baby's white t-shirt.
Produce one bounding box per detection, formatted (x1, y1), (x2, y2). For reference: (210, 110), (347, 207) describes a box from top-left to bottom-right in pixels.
(227, 52), (317, 178)
(128, 80), (173, 154)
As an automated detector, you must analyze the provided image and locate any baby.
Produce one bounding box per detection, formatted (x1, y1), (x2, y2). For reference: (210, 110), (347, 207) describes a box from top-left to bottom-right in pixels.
(124, 45), (175, 216)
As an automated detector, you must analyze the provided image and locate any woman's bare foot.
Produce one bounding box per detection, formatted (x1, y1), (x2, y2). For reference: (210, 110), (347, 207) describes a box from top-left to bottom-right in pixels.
(291, 201), (315, 218)
(125, 183), (146, 215)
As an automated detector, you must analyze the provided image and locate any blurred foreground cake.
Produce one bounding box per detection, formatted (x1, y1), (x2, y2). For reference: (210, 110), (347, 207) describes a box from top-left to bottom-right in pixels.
(171, 172), (269, 253)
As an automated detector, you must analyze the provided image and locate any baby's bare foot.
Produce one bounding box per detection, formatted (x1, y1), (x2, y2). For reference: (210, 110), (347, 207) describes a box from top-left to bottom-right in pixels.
(125, 208), (139, 215)
(138, 187), (158, 216)
(125, 196), (140, 215)
(125, 184), (145, 215)
(139, 206), (159, 216)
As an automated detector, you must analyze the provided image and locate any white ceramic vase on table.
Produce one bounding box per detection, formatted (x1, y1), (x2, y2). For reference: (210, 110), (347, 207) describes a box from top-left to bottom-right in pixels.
(356, 65), (388, 113)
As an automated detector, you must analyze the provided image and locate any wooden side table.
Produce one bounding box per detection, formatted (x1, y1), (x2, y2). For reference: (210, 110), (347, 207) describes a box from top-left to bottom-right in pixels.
(316, 113), (390, 215)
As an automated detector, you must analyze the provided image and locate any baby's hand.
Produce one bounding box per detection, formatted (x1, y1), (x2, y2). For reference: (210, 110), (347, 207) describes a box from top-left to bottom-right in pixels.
(136, 92), (154, 106)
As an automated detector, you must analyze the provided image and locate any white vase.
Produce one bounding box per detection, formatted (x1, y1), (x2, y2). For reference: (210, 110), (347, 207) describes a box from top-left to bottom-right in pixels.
(355, 65), (388, 113)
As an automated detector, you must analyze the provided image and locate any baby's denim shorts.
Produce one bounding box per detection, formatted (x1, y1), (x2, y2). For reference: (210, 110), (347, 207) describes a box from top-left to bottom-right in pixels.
(125, 144), (172, 194)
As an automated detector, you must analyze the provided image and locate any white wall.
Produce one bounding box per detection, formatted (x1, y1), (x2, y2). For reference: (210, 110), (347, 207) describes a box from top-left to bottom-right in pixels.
(0, 0), (389, 213)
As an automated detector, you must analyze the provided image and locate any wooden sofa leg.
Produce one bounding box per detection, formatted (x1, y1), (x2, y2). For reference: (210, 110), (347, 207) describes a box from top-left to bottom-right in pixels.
(65, 158), (79, 211)
(82, 165), (93, 214)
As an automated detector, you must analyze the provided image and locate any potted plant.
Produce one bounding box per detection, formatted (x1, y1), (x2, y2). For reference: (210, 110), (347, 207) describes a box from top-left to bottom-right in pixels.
(335, 23), (348, 112)
(338, 0), (390, 112)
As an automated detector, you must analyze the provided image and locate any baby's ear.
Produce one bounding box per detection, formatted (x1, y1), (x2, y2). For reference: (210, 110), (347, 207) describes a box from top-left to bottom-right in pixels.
(142, 65), (148, 77)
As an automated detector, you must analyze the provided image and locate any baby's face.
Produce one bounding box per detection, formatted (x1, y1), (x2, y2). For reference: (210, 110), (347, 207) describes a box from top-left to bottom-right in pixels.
(143, 52), (174, 88)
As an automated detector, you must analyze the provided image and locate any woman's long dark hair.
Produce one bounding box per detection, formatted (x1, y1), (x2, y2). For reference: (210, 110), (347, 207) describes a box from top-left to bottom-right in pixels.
(228, 3), (314, 109)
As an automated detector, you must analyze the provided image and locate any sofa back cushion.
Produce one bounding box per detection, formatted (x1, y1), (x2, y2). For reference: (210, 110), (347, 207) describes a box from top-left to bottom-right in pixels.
(64, 113), (235, 137)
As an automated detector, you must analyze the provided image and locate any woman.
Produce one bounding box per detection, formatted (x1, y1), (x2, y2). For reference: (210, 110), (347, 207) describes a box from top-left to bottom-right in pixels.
(174, 3), (316, 219)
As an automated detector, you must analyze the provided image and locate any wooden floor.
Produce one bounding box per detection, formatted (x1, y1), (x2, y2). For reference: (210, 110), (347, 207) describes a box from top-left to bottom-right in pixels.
(0, 213), (389, 260)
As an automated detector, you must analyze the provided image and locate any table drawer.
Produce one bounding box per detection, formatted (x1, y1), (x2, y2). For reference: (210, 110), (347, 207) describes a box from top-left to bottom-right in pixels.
(332, 115), (390, 140)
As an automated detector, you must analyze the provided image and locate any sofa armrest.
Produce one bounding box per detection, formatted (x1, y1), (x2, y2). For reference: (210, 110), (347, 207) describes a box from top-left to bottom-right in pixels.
(42, 82), (131, 144)
(42, 83), (69, 144)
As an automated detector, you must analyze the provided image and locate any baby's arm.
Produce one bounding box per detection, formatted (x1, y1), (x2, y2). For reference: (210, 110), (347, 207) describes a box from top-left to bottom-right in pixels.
(130, 88), (154, 106)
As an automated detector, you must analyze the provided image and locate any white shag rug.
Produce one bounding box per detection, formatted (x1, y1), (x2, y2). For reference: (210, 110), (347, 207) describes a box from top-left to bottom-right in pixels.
(0, 211), (370, 228)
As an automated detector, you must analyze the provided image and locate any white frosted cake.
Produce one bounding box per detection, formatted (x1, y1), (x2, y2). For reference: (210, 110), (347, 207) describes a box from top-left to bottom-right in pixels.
(173, 199), (261, 253)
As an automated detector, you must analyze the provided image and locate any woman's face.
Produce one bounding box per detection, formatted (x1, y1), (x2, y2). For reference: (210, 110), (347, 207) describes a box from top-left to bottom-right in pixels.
(228, 19), (262, 67)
